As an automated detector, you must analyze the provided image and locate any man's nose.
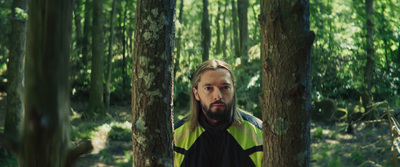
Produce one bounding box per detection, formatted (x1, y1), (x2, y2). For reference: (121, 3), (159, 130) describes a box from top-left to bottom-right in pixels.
(213, 88), (222, 100)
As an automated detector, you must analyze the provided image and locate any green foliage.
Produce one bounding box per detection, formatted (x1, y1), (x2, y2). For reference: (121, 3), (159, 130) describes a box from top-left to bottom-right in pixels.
(310, 0), (400, 108)
(108, 126), (131, 141)
(0, 0), (11, 67)
(312, 127), (324, 139)
(117, 151), (133, 167)
(311, 143), (343, 167)
(350, 150), (365, 165)
(0, 154), (18, 167)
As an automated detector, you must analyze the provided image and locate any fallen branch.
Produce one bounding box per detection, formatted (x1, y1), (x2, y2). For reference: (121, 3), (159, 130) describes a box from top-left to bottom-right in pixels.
(65, 140), (93, 167)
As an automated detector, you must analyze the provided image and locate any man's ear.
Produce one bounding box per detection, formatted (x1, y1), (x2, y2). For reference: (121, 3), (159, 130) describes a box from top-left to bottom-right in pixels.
(193, 87), (200, 101)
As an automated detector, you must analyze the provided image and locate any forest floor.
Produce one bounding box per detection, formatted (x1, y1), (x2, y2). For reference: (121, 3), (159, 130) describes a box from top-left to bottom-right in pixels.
(0, 97), (398, 166)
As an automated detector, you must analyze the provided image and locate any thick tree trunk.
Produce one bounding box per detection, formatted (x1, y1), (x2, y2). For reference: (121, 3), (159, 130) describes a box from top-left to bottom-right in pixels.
(362, 0), (375, 116)
(259, 0), (314, 166)
(4, 0), (26, 142)
(175, 0), (184, 78)
(89, 0), (105, 114)
(231, 0), (240, 58)
(202, 0), (211, 62)
(17, 0), (92, 166)
(105, 0), (117, 111)
(237, 0), (249, 64)
(131, 0), (176, 166)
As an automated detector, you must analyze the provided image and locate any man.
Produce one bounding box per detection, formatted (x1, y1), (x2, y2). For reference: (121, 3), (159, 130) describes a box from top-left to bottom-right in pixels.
(174, 59), (263, 167)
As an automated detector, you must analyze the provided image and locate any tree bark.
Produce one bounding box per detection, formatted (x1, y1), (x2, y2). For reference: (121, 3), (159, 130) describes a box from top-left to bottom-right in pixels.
(89, 0), (105, 114)
(17, 0), (92, 166)
(231, 0), (240, 58)
(259, 0), (314, 166)
(131, 0), (176, 166)
(4, 0), (26, 142)
(362, 0), (375, 117)
(202, 0), (211, 62)
(237, 0), (249, 64)
(105, 0), (117, 111)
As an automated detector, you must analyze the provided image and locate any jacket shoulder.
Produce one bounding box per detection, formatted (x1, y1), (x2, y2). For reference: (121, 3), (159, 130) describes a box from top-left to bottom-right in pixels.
(240, 111), (262, 130)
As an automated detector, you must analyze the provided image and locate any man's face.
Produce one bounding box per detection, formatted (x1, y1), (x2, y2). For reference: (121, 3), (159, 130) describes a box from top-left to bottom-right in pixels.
(193, 69), (235, 122)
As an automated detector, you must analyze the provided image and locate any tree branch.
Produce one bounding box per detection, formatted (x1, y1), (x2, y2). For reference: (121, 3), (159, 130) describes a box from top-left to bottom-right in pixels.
(65, 140), (93, 167)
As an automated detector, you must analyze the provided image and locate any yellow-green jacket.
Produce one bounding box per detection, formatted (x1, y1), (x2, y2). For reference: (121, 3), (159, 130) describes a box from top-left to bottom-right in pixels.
(174, 112), (263, 167)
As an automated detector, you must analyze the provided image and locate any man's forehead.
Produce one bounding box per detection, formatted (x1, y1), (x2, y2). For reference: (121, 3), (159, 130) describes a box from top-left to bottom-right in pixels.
(198, 69), (233, 85)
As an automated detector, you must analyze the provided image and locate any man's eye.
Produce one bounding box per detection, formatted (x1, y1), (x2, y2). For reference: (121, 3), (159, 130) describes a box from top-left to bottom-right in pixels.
(205, 87), (212, 90)
(223, 86), (230, 90)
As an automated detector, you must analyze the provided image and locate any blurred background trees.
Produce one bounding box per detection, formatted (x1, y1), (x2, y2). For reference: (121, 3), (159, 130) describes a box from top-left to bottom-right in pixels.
(0, 0), (398, 134)
(0, 0), (399, 165)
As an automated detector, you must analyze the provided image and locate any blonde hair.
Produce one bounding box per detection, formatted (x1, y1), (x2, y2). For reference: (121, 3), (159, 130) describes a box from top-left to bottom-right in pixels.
(188, 59), (243, 131)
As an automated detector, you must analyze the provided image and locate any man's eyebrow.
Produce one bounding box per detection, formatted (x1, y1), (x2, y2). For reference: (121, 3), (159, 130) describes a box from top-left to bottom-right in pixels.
(202, 83), (213, 87)
(202, 82), (232, 87)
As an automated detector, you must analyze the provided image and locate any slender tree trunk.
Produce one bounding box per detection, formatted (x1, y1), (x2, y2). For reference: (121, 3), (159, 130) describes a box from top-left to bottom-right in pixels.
(131, 0), (176, 166)
(82, 0), (92, 67)
(251, 2), (259, 45)
(105, 0), (117, 111)
(384, 39), (391, 72)
(89, 0), (105, 114)
(4, 0), (26, 142)
(222, 0), (228, 58)
(259, 0), (314, 166)
(74, 0), (83, 60)
(231, 0), (240, 58)
(175, 0), (184, 78)
(237, 0), (249, 64)
(215, 0), (222, 55)
(122, 4), (127, 94)
(15, 0), (92, 166)
(202, 0), (211, 62)
(362, 0), (375, 117)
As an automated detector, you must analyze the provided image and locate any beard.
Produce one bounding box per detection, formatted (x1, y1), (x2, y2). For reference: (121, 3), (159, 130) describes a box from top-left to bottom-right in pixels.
(200, 99), (232, 122)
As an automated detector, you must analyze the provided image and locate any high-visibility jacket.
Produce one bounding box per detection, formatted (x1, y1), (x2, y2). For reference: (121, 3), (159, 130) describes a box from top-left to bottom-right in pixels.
(174, 111), (263, 167)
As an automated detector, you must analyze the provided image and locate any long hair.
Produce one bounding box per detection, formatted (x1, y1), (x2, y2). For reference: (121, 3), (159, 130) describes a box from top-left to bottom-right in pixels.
(188, 59), (243, 131)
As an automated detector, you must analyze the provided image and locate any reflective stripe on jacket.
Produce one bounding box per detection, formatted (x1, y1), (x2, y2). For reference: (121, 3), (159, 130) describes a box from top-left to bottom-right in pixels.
(174, 112), (263, 167)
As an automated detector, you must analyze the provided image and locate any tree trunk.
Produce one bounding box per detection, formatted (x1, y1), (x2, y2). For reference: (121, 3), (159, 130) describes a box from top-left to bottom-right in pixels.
(222, 0), (228, 58)
(89, 0), (105, 114)
(105, 0), (117, 111)
(259, 0), (314, 166)
(231, 0), (240, 58)
(16, 0), (92, 166)
(131, 0), (175, 166)
(362, 0), (375, 117)
(122, 4), (128, 94)
(175, 0), (184, 78)
(237, 0), (249, 64)
(215, 0), (222, 55)
(202, 0), (211, 62)
(74, 0), (83, 60)
(82, 0), (92, 67)
(4, 0), (26, 142)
